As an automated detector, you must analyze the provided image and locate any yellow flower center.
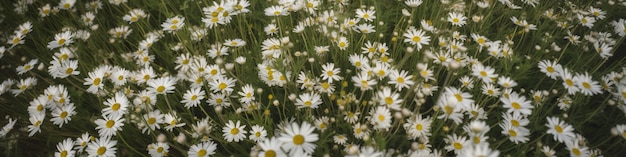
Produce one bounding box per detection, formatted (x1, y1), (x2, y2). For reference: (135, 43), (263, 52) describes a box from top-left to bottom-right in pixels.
(112, 103), (120, 111)
(420, 70), (429, 77)
(170, 119), (177, 126)
(320, 82), (330, 89)
(106, 120), (115, 128)
(582, 82), (591, 89)
(265, 150), (276, 157)
(58, 97), (65, 104)
(191, 95), (198, 101)
(230, 128), (239, 135)
(385, 97), (393, 105)
(572, 148), (581, 156)
(555, 125), (563, 133)
(218, 83), (227, 90)
(453, 142), (463, 149)
(156, 86), (165, 93)
(477, 38), (486, 44)
(412, 36), (421, 43)
(415, 124), (423, 131)
(339, 42), (346, 48)
(97, 147), (106, 155)
(511, 120), (520, 127)
(471, 111), (478, 116)
(473, 136), (481, 144)
(397, 77), (405, 83)
(508, 129), (517, 137)
(13, 37), (20, 44)
(304, 101), (312, 107)
(65, 68), (74, 74)
(58, 39), (66, 45)
(360, 80), (368, 88)
(381, 56), (389, 62)
(93, 78), (101, 86)
(378, 115), (385, 121)
(293, 134), (305, 145)
(377, 70), (385, 77)
(197, 149), (207, 157)
(454, 94), (463, 102)
(511, 102), (521, 109)
(148, 118), (156, 124)
(60, 150), (67, 157)
(565, 79), (574, 86)
(453, 18), (459, 23)
(444, 106), (454, 114)
(368, 47), (376, 52)
(60, 111), (68, 118)
(480, 71), (487, 77)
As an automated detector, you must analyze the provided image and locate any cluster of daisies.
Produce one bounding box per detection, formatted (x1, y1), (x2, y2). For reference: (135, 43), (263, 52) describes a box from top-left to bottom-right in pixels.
(1, 0), (626, 156)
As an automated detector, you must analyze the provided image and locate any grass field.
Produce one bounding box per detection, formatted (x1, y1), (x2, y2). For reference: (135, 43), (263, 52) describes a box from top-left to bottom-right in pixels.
(1, 0), (626, 156)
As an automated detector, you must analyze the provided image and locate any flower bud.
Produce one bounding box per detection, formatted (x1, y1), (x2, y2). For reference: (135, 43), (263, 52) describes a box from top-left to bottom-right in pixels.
(225, 63), (234, 71)
(289, 94), (297, 101)
(394, 112), (403, 119)
(176, 133), (186, 144)
(215, 106), (223, 113)
(157, 134), (167, 142)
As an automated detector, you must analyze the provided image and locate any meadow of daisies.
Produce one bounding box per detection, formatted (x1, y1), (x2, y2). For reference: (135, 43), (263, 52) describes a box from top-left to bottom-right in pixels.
(1, 0), (626, 156)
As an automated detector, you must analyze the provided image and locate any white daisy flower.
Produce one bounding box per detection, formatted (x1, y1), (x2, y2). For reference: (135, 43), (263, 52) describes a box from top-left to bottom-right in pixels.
(222, 120), (247, 142)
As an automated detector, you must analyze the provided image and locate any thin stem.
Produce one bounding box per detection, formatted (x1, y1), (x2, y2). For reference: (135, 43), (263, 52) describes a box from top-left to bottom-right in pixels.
(118, 132), (146, 156)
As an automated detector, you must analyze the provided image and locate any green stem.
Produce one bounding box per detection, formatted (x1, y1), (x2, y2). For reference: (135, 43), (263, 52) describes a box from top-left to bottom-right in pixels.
(118, 132), (146, 156)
